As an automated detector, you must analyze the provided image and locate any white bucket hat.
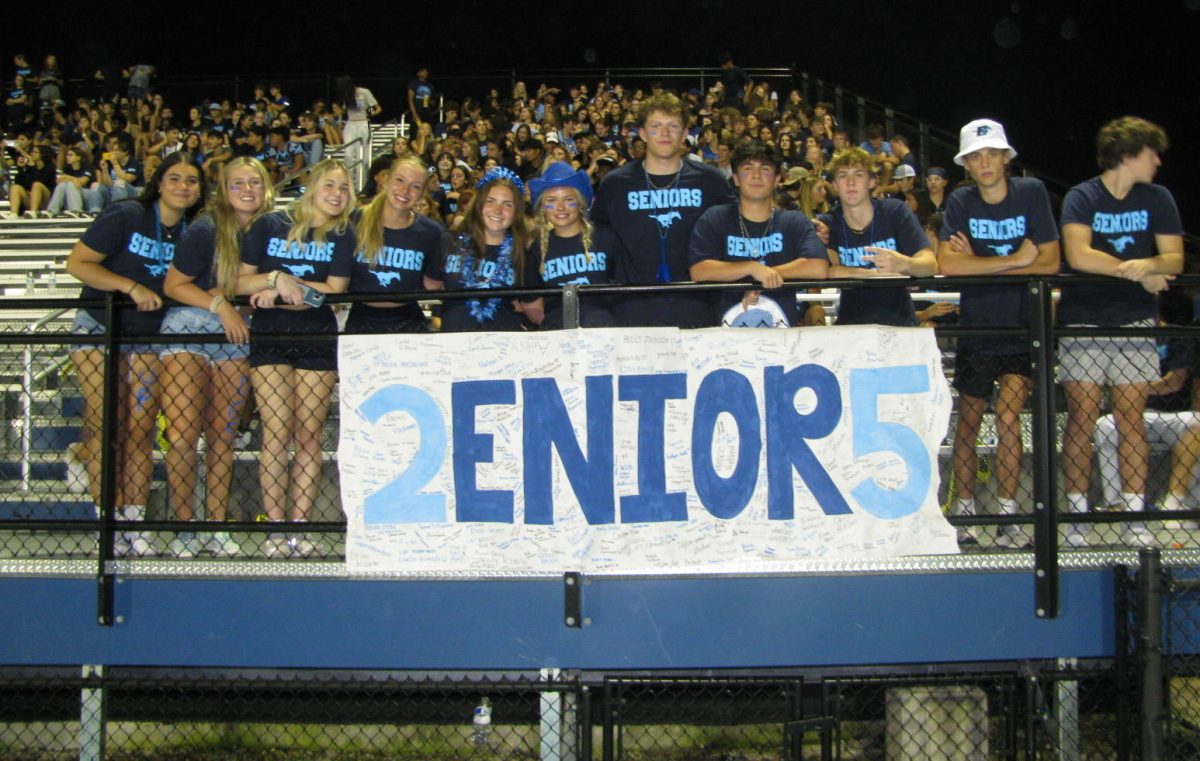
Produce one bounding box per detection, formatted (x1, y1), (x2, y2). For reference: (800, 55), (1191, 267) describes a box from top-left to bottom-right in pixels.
(954, 118), (1017, 165)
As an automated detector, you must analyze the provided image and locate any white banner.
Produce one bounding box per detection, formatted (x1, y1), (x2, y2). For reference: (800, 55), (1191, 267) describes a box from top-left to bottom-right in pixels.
(339, 327), (957, 574)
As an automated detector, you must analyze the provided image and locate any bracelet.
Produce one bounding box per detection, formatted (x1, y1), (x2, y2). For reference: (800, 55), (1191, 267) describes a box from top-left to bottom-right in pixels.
(209, 294), (227, 314)
(267, 270), (280, 289)
(126, 282), (138, 296)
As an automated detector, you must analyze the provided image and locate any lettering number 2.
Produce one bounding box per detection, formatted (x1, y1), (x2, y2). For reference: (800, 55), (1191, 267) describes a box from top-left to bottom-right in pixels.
(357, 384), (447, 524)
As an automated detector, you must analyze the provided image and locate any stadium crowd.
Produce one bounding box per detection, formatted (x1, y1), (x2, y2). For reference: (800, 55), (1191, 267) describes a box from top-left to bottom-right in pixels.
(1, 52), (1190, 558)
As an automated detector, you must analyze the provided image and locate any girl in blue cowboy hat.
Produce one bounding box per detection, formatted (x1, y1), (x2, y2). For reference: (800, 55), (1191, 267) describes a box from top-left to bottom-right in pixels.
(526, 162), (620, 329)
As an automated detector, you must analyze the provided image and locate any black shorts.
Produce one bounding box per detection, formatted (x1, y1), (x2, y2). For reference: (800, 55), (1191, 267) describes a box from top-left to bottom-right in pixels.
(249, 307), (338, 372)
(344, 302), (428, 334)
(953, 347), (1031, 399)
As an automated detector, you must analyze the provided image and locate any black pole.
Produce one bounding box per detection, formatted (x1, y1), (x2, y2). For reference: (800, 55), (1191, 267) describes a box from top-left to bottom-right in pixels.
(96, 292), (120, 627)
(1115, 564), (1132, 761)
(1138, 547), (1164, 760)
(1029, 278), (1059, 618)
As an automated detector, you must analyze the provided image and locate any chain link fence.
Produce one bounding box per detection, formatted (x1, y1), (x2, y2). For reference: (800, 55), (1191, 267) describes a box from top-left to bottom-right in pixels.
(0, 668), (582, 760)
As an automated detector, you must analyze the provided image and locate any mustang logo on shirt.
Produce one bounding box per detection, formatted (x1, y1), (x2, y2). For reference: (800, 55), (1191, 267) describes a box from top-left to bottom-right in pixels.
(987, 243), (1015, 256)
(371, 270), (403, 286)
(283, 264), (316, 278)
(649, 211), (682, 230)
(1108, 235), (1136, 253)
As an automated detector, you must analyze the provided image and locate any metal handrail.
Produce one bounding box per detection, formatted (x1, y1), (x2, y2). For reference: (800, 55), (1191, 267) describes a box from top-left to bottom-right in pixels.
(20, 307), (74, 491)
(272, 133), (368, 194)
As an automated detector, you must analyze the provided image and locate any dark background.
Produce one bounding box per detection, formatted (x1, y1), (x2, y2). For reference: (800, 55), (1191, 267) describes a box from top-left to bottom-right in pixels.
(20, 0), (1200, 228)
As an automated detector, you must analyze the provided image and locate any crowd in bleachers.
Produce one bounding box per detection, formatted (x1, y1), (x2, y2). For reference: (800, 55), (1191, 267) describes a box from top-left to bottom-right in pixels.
(3, 51), (1192, 559)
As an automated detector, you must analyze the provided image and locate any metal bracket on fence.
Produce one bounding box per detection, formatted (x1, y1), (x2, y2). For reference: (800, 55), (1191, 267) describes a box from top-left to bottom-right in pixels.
(1029, 279), (1059, 618)
(564, 572), (582, 628)
(561, 284), (581, 330)
(784, 717), (838, 761)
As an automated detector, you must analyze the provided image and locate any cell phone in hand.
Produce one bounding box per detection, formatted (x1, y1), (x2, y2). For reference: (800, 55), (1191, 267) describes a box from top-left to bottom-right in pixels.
(299, 283), (325, 308)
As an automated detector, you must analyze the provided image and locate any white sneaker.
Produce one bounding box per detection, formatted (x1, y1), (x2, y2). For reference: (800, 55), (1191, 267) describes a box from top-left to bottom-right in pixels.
(168, 533), (202, 558)
(115, 531), (153, 557)
(289, 535), (316, 558)
(956, 525), (980, 545)
(263, 533), (291, 558)
(996, 524), (1033, 550)
(1122, 523), (1156, 548)
(205, 531), (242, 557)
(1063, 525), (1091, 549)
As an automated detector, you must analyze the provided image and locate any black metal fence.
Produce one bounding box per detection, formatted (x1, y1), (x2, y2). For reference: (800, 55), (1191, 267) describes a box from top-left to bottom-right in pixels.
(4, 277), (1200, 576)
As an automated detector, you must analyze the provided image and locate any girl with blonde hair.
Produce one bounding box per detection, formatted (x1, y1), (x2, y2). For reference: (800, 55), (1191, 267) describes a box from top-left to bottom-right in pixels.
(160, 157), (275, 556)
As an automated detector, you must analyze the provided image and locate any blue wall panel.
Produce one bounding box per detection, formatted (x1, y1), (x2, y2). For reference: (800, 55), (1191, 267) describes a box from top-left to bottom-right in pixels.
(0, 569), (1114, 670)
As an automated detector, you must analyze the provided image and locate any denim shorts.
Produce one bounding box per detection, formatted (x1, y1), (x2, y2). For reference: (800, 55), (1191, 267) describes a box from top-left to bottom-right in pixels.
(159, 306), (250, 363)
(71, 309), (159, 355)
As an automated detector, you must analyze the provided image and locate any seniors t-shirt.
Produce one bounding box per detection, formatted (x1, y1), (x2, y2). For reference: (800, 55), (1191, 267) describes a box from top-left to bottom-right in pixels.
(819, 198), (928, 326)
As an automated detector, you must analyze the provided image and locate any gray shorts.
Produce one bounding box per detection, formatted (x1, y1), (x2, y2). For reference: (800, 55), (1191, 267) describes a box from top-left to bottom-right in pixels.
(159, 306), (250, 363)
(71, 309), (159, 355)
(1057, 319), (1160, 386)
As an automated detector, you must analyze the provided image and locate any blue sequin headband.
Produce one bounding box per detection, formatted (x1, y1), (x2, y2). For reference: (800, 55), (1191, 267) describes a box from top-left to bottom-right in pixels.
(477, 166), (525, 193)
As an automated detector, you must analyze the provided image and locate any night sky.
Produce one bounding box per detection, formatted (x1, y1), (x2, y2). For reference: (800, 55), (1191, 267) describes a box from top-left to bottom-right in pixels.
(20, 0), (1200, 227)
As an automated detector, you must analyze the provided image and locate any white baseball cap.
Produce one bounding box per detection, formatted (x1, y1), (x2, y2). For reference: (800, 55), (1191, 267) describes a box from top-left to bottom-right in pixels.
(954, 118), (1017, 166)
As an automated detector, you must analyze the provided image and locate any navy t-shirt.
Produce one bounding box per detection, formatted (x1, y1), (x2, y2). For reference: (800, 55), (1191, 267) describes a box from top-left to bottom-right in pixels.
(1059, 177), (1183, 326)
(349, 213), (446, 322)
(688, 205), (826, 327)
(1147, 336), (1195, 413)
(437, 234), (526, 332)
(241, 210), (356, 331)
(819, 198), (928, 326)
(79, 200), (185, 332)
(527, 224), (620, 329)
(591, 159), (735, 328)
(171, 215), (222, 291)
(241, 210), (356, 282)
(940, 176), (1059, 352)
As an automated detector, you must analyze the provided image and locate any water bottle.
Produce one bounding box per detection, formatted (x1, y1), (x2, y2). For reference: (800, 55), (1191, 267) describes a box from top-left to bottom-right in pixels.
(472, 697), (492, 747)
(46, 264), (57, 291)
(25, 270), (35, 295)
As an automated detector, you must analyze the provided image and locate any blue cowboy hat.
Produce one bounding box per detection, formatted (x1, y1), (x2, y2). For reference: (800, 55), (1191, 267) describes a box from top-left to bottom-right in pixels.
(528, 162), (593, 207)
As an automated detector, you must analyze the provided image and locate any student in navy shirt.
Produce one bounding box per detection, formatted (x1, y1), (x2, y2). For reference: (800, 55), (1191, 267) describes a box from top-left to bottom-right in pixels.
(937, 119), (1061, 548)
(346, 155), (445, 334)
(428, 167), (535, 332)
(237, 159), (356, 556)
(689, 140), (828, 327)
(160, 157), (275, 558)
(65, 152), (206, 555)
(525, 162), (618, 328)
(591, 93), (734, 328)
(1057, 116), (1184, 548)
(819, 147), (937, 326)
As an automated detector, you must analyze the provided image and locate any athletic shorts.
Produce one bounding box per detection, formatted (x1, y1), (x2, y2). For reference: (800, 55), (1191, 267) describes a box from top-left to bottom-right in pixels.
(1057, 319), (1159, 386)
(953, 347), (1031, 399)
